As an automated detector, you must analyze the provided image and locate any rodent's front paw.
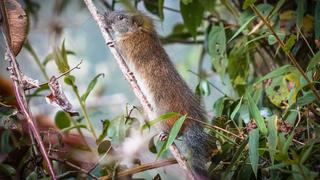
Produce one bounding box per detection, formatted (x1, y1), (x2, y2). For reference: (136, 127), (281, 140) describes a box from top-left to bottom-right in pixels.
(159, 131), (168, 141)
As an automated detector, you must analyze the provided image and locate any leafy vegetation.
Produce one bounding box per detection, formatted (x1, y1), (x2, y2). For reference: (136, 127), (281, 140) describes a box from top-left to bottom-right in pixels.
(0, 0), (319, 179)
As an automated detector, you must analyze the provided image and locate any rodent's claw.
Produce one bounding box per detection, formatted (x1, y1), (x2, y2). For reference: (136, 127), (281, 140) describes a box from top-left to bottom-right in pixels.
(106, 41), (115, 48)
(159, 132), (168, 141)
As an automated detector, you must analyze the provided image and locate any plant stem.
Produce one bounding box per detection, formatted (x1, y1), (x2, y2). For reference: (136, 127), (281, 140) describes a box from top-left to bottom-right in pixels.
(24, 41), (50, 80)
(250, 5), (320, 102)
(100, 158), (177, 180)
(71, 84), (97, 139)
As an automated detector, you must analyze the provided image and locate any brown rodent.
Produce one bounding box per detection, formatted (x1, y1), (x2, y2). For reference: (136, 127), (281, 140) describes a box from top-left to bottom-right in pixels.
(105, 11), (215, 180)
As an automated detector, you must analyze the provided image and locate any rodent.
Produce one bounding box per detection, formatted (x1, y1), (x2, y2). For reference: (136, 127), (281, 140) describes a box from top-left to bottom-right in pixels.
(105, 11), (215, 180)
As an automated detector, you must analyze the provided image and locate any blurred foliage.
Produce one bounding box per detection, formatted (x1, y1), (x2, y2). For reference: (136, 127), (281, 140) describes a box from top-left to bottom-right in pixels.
(0, 0), (320, 179)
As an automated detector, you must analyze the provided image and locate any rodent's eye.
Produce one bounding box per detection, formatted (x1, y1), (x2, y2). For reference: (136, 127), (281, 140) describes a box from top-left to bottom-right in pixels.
(118, 15), (124, 20)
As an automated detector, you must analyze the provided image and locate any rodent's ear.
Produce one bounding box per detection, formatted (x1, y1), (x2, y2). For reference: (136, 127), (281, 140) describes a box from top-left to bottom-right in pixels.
(132, 14), (144, 26)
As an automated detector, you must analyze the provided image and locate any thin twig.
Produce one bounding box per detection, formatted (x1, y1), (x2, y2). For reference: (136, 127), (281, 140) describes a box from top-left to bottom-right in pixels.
(24, 60), (83, 91)
(88, 146), (112, 173)
(50, 156), (98, 179)
(296, 25), (315, 56)
(250, 5), (320, 102)
(188, 117), (245, 140)
(1, 29), (56, 179)
(100, 158), (177, 180)
(83, 0), (193, 178)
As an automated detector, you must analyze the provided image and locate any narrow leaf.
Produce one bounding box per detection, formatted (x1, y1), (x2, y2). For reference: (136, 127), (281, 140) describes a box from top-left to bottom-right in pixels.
(307, 51), (320, 71)
(230, 96), (243, 120)
(228, 16), (255, 43)
(81, 73), (105, 103)
(249, 128), (259, 177)
(255, 65), (295, 84)
(141, 112), (179, 130)
(315, 2), (320, 40)
(267, 115), (277, 164)
(246, 91), (268, 135)
(97, 119), (110, 143)
(282, 130), (295, 155)
(157, 114), (187, 157)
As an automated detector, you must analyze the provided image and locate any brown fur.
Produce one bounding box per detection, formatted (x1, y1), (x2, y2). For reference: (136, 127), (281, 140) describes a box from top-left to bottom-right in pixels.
(106, 11), (214, 180)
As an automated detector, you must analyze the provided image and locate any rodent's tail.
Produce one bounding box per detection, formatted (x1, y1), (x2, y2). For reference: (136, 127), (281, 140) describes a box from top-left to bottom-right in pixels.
(183, 123), (215, 180)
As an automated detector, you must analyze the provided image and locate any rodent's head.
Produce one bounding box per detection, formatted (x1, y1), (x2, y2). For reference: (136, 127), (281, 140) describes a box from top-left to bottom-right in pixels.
(105, 11), (153, 36)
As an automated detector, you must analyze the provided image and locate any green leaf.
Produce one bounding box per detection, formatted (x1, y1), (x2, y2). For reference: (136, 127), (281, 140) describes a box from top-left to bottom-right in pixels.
(43, 50), (74, 66)
(296, 0), (306, 28)
(243, 0), (256, 9)
(64, 75), (76, 86)
(181, 0), (193, 5)
(180, 0), (204, 38)
(265, 75), (290, 108)
(143, 0), (164, 21)
(54, 40), (70, 73)
(315, 2), (320, 39)
(268, 33), (285, 45)
(26, 171), (38, 180)
(307, 51), (320, 71)
(255, 65), (295, 84)
(148, 135), (157, 154)
(97, 119), (110, 143)
(300, 142), (314, 164)
(269, 0), (286, 18)
(296, 91), (316, 106)
(283, 34), (296, 53)
(0, 130), (12, 153)
(97, 140), (111, 154)
(230, 96), (243, 120)
(228, 16), (255, 43)
(0, 102), (17, 118)
(157, 114), (187, 157)
(208, 25), (227, 78)
(158, 0), (164, 21)
(246, 91), (268, 135)
(228, 40), (250, 93)
(213, 96), (228, 117)
(267, 115), (277, 164)
(282, 130), (295, 154)
(54, 111), (71, 129)
(249, 128), (259, 177)
(199, 0), (216, 12)
(81, 73), (104, 103)
(141, 112), (179, 131)
(195, 80), (211, 96)
(0, 164), (16, 177)
(223, 138), (248, 178)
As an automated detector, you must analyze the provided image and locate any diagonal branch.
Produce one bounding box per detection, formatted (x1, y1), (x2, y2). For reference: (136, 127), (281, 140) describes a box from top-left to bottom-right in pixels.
(1, 31), (57, 179)
(82, 0), (194, 178)
(100, 158), (177, 180)
(250, 5), (320, 102)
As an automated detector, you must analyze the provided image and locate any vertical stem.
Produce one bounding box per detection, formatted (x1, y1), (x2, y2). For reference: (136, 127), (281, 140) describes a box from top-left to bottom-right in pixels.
(71, 84), (97, 139)
(24, 41), (50, 80)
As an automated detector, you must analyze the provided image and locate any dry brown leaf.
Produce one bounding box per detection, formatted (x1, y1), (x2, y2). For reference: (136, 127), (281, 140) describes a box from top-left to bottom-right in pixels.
(0, 0), (28, 56)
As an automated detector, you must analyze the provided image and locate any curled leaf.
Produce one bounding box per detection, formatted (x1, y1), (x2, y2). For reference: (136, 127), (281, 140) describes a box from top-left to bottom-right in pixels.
(0, 0), (28, 56)
(46, 76), (79, 116)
